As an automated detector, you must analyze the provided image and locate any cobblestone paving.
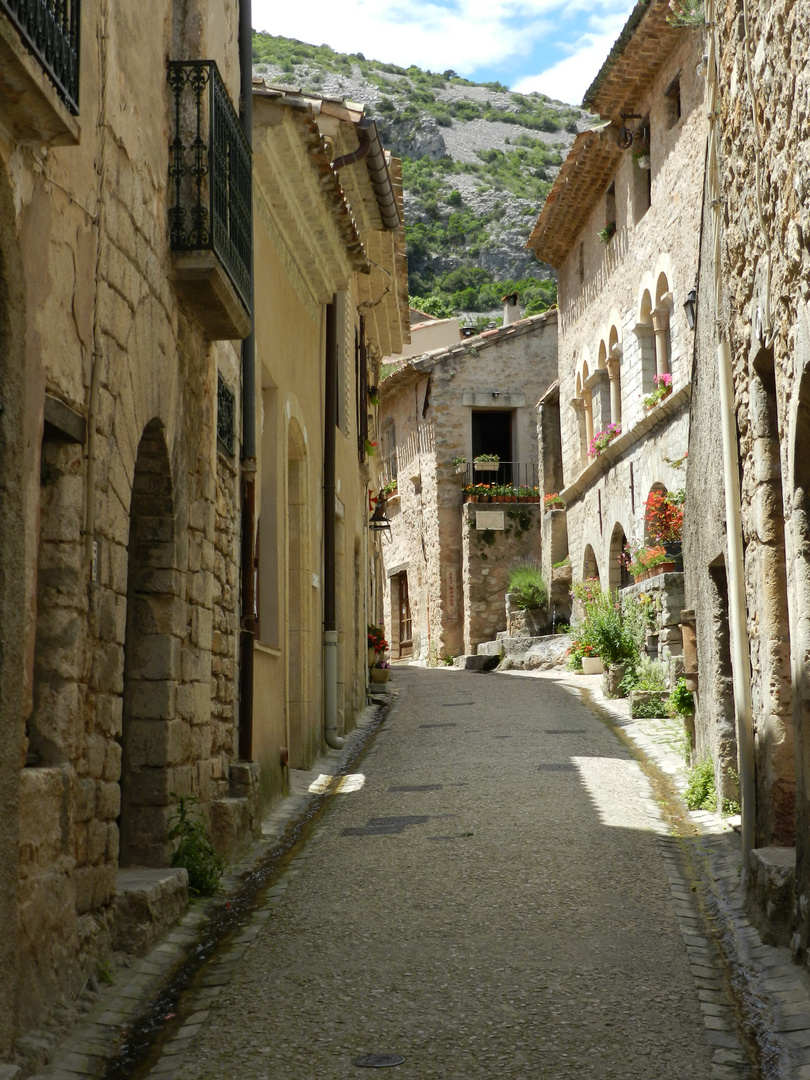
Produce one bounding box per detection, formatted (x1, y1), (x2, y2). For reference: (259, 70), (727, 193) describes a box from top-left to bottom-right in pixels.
(30, 665), (810, 1080)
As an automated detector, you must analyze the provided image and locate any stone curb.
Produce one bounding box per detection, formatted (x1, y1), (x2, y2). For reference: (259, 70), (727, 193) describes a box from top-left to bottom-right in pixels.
(19, 699), (392, 1080)
(509, 666), (810, 1079)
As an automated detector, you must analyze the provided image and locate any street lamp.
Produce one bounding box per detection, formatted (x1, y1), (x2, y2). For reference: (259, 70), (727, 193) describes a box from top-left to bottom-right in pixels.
(683, 286), (697, 330)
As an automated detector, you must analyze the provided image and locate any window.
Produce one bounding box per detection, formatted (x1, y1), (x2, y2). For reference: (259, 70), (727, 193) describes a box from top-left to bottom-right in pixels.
(381, 421), (397, 484)
(665, 75), (681, 128)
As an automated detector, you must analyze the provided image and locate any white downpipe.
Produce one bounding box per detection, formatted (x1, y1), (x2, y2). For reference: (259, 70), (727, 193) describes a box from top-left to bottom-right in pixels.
(323, 630), (344, 749)
(716, 342), (755, 874)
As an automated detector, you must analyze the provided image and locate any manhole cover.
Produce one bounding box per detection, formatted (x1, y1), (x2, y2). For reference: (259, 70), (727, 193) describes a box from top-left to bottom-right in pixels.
(352, 1053), (405, 1068)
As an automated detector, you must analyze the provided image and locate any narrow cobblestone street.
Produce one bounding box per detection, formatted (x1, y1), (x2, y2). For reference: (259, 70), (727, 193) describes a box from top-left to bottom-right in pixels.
(92, 665), (760, 1080)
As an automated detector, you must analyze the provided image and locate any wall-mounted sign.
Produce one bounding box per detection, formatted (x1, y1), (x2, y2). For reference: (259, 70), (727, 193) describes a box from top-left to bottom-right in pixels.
(475, 510), (505, 530)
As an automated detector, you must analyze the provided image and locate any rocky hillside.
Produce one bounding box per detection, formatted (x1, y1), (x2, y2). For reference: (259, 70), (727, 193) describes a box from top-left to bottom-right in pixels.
(253, 34), (594, 321)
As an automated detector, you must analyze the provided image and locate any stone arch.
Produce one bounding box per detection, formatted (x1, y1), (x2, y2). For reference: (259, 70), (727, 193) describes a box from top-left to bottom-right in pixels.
(635, 283), (656, 395)
(286, 415), (312, 769)
(120, 420), (181, 868)
(608, 522), (630, 592)
(653, 272), (673, 379)
(582, 543), (600, 583)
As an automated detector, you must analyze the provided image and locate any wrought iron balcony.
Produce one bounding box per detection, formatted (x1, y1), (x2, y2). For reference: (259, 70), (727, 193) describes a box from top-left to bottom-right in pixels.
(1, 0), (80, 113)
(167, 60), (252, 340)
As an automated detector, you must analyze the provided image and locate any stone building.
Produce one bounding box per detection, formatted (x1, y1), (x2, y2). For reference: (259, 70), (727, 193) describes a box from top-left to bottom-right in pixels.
(250, 83), (408, 798)
(0, 0), (255, 1052)
(378, 308), (557, 661)
(684, 0), (810, 952)
(526, 0), (706, 671)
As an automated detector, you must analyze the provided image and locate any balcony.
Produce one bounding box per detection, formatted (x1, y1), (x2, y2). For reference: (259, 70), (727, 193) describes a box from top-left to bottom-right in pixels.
(460, 461), (540, 502)
(167, 60), (252, 341)
(0, 0), (80, 144)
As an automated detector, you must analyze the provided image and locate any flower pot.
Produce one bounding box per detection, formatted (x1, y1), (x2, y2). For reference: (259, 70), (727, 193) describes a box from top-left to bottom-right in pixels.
(636, 154), (651, 170)
(474, 461), (499, 472)
(454, 463), (467, 475)
(603, 662), (627, 698)
(370, 667), (390, 684)
(581, 656), (604, 675)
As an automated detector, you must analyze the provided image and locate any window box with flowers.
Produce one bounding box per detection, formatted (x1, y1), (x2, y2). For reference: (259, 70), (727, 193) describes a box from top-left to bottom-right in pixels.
(452, 455), (468, 475)
(463, 483), (493, 503)
(588, 423), (621, 458)
(543, 493), (565, 509)
(621, 542), (674, 581)
(643, 373), (672, 411)
(473, 453), (500, 472)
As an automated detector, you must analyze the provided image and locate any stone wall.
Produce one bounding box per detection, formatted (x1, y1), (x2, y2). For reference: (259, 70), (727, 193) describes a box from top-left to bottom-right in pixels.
(380, 313), (557, 662)
(0, 0), (248, 1045)
(462, 504), (543, 652)
(710, 0), (810, 942)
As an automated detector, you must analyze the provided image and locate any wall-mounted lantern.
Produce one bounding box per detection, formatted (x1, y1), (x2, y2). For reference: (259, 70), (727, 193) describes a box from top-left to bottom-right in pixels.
(369, 491), (392, 541)
(683, 286), (697, 331)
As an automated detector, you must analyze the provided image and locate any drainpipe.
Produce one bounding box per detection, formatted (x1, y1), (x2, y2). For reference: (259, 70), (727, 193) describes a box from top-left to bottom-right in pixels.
(323, 300), (344, 749)
(238, 0), (256, 762)
(707, 0), (755, 874)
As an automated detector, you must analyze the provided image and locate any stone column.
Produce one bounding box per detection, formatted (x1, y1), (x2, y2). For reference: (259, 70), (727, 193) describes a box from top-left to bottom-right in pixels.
(607, 354), (622, 425)
(651, 307), (670, 378)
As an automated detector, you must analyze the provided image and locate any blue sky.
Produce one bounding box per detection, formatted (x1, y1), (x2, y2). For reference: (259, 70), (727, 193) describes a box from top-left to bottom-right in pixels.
(251, 0), (637, 107)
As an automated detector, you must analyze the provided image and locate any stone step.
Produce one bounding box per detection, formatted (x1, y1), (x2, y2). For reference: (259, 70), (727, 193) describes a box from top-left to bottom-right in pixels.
(477, 640), (502, 656)
(113, 867), (189, 956)
(452, 654), (499, 671)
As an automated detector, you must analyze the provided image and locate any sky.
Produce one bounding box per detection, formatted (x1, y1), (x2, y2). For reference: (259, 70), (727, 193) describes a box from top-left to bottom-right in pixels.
(251, 0), (638, 107)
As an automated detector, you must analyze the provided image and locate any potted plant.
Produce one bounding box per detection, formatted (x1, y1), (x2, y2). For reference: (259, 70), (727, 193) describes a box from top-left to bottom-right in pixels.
(543, 492), (565, 509)
(452, 455), (467, 475)
(645, 489), (684, 566)
(642, 373), (672, 410)
(597, 220), (616, 244)
(632, 144), (651, 170)
(368, 385), (380, 406)
(588, 423), (621, 457)
(367, 623), (388, 667)
(506, 560), (548, 636)
(370, 659), (391, 684)
(473, 453), (500, 472)
(383, 478), (398, 497)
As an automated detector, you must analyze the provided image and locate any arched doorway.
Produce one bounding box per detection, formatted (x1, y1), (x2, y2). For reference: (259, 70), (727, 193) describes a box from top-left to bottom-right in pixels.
(582, 544), (600, 584)
(119, 420), (179, 867)
(608, 523), (630, 591)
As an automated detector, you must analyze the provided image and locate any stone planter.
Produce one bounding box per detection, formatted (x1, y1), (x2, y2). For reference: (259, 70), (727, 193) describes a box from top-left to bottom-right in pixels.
(474, 461), (499, 472)
(603, 662), (627, 697)
(629, 689), (668, 718)
(370, 668), (390, 684)
(581, 656), (604, 675)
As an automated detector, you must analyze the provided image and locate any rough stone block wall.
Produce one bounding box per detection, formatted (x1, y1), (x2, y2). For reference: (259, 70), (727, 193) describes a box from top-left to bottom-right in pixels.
(461, 504), (542, 653)
(211, 452), (239, 779)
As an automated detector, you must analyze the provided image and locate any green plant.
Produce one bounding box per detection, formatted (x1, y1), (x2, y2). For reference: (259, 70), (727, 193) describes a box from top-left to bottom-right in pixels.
(631, 694), (669, 719)
(507, 559), (548, 610)
(474, 453), (499, 463)
(598, 220), (616, 244)
(632, 658), (668, 692)
(96, 961), (114, 986)
(575, 584), (642, 668)
(622, 542), (669, 578)
(684, 757), (716, 811)
(554, 621), (570, 634)
(383, 479), (398, 496)
(552, 556), (571, 570)
(168, 796), (225, 896)
(452, 455), (467, 467)
(668, 677), (694, 717)
(667, 0), (704, 26)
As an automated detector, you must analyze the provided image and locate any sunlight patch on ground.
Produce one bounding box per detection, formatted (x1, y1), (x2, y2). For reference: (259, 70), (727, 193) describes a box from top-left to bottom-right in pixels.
(308, 773), (366, 795)
(572, 756), (653, 830)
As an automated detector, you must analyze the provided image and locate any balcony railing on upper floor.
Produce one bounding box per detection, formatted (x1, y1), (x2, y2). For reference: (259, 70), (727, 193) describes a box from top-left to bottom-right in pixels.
(1, 0), (80, 113)
(461, 461), (540, 501)
(167, 60), (252, 335)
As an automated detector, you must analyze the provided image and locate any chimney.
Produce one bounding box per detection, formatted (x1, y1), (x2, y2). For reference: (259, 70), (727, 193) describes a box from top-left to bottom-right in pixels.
(502, 291), (520, 326)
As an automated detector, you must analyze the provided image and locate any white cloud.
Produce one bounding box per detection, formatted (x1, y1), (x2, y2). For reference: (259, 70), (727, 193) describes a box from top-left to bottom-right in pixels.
(251, 0), (635, 103)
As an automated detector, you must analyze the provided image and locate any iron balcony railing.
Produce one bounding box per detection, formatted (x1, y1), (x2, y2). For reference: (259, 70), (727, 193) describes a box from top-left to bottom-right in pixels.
(167, 60), (252, 315)
(461, 461), (541, 501)
(1, 0), (80, 113)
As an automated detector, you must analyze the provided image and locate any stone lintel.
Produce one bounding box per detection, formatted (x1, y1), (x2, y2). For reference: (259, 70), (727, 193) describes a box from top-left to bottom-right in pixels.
(461, 391), (526, 408)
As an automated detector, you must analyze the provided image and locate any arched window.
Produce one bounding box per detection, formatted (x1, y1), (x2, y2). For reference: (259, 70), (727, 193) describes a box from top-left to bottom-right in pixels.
(607, 326), (622, 427)
(583, 543), (600, 583)
(636, 288), (656, 396)
(652, 273), (673, 378)
(609, 523), (630, 591)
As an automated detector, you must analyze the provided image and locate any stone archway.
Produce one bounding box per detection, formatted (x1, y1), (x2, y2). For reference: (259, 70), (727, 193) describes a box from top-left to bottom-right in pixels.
(119, 420), (180, 868)
(608, 523), (630, 592)
(582, 544), (600, 583)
